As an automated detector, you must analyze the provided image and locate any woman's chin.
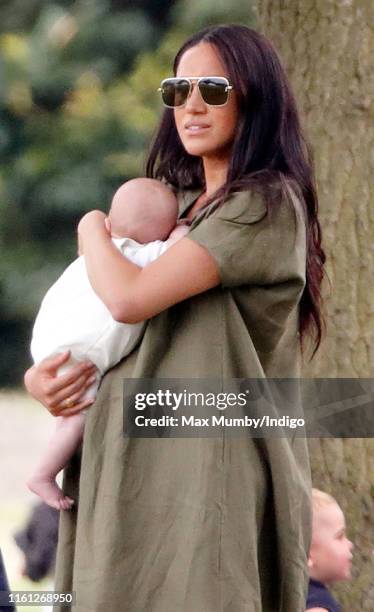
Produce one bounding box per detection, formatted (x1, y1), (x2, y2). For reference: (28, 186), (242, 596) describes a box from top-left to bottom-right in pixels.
(183, 144), (211, 157)
(184, 145), (231, 161)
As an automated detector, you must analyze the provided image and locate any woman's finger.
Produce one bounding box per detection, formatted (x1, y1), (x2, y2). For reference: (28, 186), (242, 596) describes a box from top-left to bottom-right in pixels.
(38, 351), (71, 373)
(48, 372), (97, 408)
(46, 362), (97, 395)
(58, 374), (97, 407)
(52, 397), (95, 418)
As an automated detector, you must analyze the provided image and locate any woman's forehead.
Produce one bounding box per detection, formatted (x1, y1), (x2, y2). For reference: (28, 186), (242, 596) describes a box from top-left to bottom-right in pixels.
(176, 42), (228, 78)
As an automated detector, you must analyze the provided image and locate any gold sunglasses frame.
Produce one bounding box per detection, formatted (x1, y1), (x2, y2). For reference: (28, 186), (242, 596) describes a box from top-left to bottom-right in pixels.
(158, 76), (233, 108)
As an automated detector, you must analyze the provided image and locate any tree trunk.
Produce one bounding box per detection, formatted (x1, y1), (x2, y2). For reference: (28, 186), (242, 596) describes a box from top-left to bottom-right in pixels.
(259, 2), (374, 609)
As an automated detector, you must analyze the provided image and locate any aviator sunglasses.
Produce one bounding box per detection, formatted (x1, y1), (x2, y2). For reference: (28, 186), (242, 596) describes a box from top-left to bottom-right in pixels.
(158, 76), (233, 108)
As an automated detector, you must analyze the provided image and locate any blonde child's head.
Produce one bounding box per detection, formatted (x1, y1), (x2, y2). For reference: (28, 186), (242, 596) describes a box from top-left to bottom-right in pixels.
(108, 178), (178, 243)
(308, 488), (353, 585)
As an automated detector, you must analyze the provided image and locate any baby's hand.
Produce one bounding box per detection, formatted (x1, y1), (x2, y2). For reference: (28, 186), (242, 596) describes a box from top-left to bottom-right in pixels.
(167, 223), (190, 243)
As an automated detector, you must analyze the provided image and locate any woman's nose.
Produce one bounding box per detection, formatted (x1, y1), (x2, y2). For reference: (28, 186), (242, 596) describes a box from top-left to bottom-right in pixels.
(185, 82), (206, 112)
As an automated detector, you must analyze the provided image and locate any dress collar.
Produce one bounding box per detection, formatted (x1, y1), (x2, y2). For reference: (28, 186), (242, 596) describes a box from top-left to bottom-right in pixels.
(177, 188), (203, 219)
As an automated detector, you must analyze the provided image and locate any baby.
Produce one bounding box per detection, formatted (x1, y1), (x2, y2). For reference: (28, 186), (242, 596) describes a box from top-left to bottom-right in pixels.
(28, 178), (188, 510)
(306, 488), (354, 612)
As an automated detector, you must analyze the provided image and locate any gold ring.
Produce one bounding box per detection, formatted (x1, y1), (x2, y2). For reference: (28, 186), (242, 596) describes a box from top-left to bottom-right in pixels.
(64, 397), (75, 409)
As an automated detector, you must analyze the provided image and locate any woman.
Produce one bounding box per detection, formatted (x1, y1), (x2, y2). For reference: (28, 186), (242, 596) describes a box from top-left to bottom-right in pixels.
(25, 25), (325, 612)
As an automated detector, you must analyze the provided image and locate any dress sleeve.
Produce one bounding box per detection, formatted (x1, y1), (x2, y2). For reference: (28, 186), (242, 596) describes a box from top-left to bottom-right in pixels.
(187, 188), (307, 288)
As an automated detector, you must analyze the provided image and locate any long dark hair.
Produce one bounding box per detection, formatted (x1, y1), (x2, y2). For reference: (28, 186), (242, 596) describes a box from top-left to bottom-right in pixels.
(146, 24), (325, 359)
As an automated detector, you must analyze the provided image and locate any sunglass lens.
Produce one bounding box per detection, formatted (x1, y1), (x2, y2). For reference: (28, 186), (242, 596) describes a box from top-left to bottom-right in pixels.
(161, 79), (190, 107)
(199, 78), (228, 105)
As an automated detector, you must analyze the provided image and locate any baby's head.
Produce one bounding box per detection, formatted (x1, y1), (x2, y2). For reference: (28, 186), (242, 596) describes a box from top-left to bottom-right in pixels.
(308, 488), (353, 585)
(108, 178), (178, 243)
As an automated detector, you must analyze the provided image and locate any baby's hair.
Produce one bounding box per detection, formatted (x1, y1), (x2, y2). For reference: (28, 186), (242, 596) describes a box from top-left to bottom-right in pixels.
(312, 488), (337, 513)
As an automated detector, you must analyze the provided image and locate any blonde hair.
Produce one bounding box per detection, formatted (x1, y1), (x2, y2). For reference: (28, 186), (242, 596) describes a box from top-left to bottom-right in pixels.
(311, 488), (337, 513)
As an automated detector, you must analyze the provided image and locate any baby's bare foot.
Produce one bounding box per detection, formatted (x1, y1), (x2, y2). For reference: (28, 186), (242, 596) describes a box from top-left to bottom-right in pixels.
(27, 476), (74, 511)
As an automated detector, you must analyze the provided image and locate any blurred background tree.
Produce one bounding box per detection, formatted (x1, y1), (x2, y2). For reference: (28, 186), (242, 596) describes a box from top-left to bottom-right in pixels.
(0, 0), (256, 385)
(260, 1), (374, 609)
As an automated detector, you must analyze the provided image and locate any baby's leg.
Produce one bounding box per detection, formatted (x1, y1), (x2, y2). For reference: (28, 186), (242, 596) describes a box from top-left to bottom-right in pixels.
(27, 413), (86, 510)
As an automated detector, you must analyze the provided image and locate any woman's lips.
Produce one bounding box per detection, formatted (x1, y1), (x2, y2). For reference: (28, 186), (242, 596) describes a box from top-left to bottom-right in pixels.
(184, 124), (211, 134)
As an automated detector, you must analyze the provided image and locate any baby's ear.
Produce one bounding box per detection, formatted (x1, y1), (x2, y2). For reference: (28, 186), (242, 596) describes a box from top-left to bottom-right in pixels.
(307, 558), (314, 568)
(78, 233), (84, 256)
(105, 217), (111, 233)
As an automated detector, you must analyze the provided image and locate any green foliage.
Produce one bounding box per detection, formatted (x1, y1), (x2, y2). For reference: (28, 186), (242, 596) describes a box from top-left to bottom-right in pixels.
(0, 0), (257, 386)
(172, 0), (257, 34)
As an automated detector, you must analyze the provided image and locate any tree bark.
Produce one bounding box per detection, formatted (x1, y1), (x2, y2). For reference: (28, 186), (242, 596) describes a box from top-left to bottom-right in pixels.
(259, 1), (374, 609)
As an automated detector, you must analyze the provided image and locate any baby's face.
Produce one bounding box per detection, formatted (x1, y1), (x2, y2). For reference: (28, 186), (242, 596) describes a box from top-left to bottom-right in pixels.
(309, 503), (353, 584)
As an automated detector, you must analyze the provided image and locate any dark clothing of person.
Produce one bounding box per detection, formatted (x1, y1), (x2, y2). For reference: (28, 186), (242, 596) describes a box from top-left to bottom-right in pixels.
(306, 578), (341, 612)
(0, 549), (15, 611)
(14, 502), (59, 582)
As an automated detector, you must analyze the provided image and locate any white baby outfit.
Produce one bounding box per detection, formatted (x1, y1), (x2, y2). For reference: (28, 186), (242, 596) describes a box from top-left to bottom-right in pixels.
(31, 237), (167, 398)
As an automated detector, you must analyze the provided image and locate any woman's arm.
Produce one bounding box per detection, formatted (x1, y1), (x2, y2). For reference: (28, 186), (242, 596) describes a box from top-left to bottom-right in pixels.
(78, 211), (220, 324)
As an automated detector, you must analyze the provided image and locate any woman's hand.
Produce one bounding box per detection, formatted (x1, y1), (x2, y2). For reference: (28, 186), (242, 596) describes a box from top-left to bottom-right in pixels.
(78, 210), (109, 254)
(24, 352), (98, 417)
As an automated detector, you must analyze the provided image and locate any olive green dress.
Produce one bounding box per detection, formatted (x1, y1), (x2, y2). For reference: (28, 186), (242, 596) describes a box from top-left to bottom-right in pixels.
(54, 187), (312, 612)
